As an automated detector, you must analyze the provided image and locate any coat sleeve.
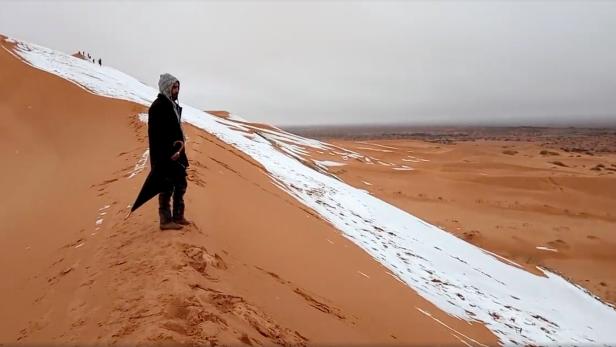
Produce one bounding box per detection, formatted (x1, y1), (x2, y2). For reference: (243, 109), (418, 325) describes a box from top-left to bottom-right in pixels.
(176, 105), (189, 168)
(180, 149), (189, 168)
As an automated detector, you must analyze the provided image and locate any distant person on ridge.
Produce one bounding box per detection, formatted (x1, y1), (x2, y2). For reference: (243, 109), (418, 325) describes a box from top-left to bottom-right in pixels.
(98, 58), (102, 66)
(148, 73), (190, 230)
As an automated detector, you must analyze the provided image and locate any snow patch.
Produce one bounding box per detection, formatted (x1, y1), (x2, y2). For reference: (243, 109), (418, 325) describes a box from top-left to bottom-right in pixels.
(138, 112), (148, 123)
(227, 113), (248, 122)
(355, 141), (399, 150)
(356, 146), (394, 153)
(314, 160), (346, 167)
(127, 149), (149, 179)
(536, 246), (558, 252)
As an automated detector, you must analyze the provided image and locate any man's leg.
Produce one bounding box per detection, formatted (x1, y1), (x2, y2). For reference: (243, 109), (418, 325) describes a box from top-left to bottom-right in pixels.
(172, 173), (190, 225)
(159, 185), (183, 230)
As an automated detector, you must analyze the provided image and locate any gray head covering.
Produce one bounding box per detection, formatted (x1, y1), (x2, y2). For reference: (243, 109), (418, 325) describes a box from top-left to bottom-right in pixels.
(158, 73), (179, 99)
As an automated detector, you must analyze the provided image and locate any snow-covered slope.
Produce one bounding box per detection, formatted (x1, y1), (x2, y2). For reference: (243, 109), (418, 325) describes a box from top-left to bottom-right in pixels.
(5, 36), (616, 345)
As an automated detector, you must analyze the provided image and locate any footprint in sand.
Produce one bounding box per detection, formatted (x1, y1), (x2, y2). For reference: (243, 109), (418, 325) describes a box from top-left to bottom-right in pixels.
(547, 239), (570, 250)
(175, 285), (308, 346)
(208, 292), (308, 345)
(462, 230), (481, 240)
(181, 244), (227, 280)
(255, 266), (351, 322)
(187, 169), (207, 188)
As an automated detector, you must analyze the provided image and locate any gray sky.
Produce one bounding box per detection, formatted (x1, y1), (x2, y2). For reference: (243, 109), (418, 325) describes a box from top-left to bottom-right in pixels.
(2, 1), (616, 127)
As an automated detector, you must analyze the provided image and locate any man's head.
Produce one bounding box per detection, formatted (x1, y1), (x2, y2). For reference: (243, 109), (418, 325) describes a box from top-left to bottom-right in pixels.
(158, 73), (180, 101)
(170, 81), (180, 101)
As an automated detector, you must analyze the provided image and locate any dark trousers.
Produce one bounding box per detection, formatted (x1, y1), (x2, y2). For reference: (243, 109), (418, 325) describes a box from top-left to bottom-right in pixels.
(158, 172), (187, 223)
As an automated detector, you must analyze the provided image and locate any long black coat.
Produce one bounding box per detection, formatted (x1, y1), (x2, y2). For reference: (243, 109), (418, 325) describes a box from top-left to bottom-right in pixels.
(148, 94), (189, 174)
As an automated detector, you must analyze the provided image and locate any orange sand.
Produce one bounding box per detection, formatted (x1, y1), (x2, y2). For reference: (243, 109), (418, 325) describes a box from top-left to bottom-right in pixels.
(321, 138), (616, 305)
(0, 36), (497, 345)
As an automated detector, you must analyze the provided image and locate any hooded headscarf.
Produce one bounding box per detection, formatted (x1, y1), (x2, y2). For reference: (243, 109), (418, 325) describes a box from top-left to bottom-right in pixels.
(158, 73), (179, 100)
(158, 73), (181, 122)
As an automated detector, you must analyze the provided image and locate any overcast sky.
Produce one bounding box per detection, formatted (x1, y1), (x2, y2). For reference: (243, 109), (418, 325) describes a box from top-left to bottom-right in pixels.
(2, 1), (616, 126)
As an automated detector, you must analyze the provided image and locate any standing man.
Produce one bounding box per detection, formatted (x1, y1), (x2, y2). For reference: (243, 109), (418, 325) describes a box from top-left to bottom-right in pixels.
(148, 73), (190, 230)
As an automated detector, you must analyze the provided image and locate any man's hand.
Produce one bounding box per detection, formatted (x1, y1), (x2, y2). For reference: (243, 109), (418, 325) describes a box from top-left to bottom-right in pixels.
(171, 141), (184, 161)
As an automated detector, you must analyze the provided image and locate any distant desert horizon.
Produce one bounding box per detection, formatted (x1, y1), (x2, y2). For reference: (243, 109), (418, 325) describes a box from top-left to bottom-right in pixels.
(283, 125), (616, 151)
(279, 117), (616, 130)
(283, 123), (616, 135)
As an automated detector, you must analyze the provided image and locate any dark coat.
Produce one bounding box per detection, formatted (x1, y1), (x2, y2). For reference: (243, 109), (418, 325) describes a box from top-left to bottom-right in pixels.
(148, 94), (189, 174)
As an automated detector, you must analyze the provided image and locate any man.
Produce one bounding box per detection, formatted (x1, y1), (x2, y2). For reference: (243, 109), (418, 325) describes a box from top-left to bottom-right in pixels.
(148, 73), (190, 230)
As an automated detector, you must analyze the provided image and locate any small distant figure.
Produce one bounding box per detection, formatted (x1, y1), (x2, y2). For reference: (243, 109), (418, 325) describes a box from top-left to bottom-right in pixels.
(98, 58), (102, 66)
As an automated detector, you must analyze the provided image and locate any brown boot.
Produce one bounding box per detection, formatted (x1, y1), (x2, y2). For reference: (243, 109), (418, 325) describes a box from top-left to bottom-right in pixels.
(173, 217), (191, 226)
(173, 202), (190, 226)
(160, 221), (184, 230)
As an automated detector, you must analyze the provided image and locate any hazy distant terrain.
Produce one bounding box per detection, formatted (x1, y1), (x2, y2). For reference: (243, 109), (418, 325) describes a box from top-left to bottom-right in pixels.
(283, 125), (616, 154)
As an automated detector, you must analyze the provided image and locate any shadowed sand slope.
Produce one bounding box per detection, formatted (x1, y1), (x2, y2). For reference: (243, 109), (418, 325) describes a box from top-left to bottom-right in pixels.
(0, 35), (497, 345)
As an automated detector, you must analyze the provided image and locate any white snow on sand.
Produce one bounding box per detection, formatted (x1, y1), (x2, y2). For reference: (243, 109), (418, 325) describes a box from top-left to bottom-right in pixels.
(407, 155), (430, 162)
(127, 149), (149, 179)
(9, 36), (616, 346)
(356, 146), (394, 153)
(536, 246), (559, 252)
(138, 112), (148, 123)
(314, 160), (346, 167)
(355, 141), (399, 150)
(227, 113), (248, 122)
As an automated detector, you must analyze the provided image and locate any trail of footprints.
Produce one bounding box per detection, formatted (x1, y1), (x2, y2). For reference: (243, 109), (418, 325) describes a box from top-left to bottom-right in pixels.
(107, 239), (309, 346)
(254, 266), (354, 324)
(32, 140), (357, 345)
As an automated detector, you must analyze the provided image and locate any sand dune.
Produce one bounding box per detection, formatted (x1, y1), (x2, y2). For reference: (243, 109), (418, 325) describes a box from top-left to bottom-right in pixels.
(0, 35), (496, 345)
(2, 34), (616, 345)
